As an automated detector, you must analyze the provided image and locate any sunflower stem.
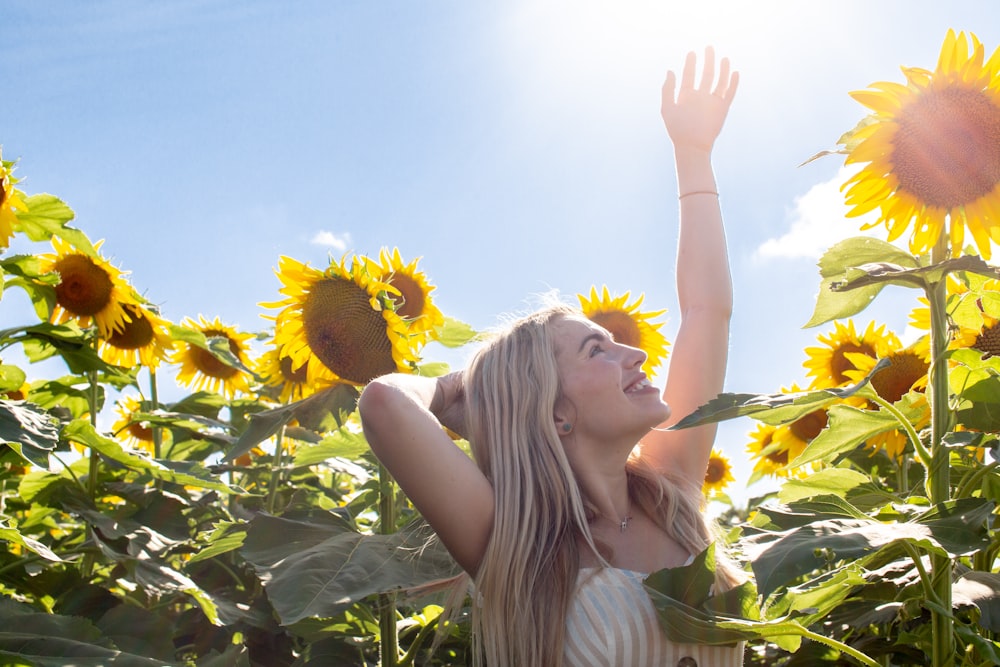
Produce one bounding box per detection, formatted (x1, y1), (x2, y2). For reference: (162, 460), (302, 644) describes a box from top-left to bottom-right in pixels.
(378, 461), (399, 666)
(266, 427), (286, 514)
(927, 236), (955, 667)
(82, 334), (101, 579)
(869, 394), (931, 468)
(149, 367), (162, 460)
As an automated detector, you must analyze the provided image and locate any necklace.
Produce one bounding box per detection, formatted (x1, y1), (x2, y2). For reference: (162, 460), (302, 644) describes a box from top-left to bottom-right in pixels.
(619, 516), (633, 532)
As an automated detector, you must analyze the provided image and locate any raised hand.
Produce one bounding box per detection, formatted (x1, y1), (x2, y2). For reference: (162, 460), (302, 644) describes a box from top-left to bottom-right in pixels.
(660, 46), (739, 154)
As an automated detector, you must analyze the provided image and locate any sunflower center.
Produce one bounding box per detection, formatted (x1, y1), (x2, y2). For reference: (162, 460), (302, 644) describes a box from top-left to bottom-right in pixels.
(128, 421), (154, 442)
(704, 458), (727, 485)
(53, 254), (114, 317)
(974, 321), (1000, 359)
(765, 446), (788, 466)
(302, 277), (396, 384)
(892, 86), (1000, 209)
(831, 342), (876, 385)
(107, 305), (154, 350)
(588, 311), (641, 348)
(0, 176), (8, 208)
(190, 329), (240, 380)
(790, 409), (828, 442)
(871, 352), (929, 403)
(386, 274), (426, 320)
(280, 355), (309, 383)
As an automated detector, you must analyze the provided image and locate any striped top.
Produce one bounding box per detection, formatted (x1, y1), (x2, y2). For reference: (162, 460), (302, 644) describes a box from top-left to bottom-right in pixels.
(564, 568), (744, 667)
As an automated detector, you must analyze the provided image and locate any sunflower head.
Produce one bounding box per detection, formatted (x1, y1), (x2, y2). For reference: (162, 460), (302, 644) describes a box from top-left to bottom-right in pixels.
(264, 255), (418, 386)
(803, 320), (899, 389)
(255, 344), (334, 403)
(365, 248), (445, 341)
(746, 421), (794, 479)
(842, 29), (1000, 258)
(0, 150), (28, 249)
(99, 303), (174, 369)
(846, 337), (931, 403)
(703, 448), (735, 495)
(173, 315), (256, 398)
(112, 395), (163, 453)
(38, 238), (139, 337)
(577, 286), (669, 376)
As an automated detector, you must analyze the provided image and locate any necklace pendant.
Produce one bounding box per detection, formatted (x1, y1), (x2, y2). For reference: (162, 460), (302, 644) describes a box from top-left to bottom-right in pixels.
(620, 517), (632, 532)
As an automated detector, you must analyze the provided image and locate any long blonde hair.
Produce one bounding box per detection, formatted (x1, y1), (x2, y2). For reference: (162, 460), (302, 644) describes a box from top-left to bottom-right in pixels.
(461, 304), (742, 666)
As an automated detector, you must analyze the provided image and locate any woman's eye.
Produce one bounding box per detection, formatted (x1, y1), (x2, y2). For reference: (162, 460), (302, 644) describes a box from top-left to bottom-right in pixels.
(589, 344), (604, 357)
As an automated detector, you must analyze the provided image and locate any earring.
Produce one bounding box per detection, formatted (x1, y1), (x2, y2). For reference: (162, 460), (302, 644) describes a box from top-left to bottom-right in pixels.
(562, 423), (572, 432)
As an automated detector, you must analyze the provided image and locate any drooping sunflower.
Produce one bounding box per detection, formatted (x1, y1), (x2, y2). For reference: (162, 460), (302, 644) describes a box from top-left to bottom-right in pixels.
(746, 421), (798, 479)
(842, 30), (1000, 258)
(173, 315), (256, 398)
(255, 344), (335, 403)
(844, 337), (931, 459)
(0, 150), (28, 249)
(264, 255), (417, 386)
(37, 238), (139, 337)
(364, 247), (445, 343)
(702, 448), (734, 495)
(111, 394), (163, 453)
(98, 303), (174, 369)
(803, 320), (899, 389)
(578, 286), (669, 376)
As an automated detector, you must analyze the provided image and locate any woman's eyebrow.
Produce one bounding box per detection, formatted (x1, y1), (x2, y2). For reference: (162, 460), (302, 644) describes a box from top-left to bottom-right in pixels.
(578, 332), (605, 353)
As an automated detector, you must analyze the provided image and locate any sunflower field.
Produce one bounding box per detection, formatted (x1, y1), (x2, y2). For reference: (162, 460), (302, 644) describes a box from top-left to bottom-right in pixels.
(1, 27), (1000, 667)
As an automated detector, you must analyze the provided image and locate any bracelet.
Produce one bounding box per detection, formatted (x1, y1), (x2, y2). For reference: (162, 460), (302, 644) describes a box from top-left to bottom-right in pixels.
(678, 190), (719, 200)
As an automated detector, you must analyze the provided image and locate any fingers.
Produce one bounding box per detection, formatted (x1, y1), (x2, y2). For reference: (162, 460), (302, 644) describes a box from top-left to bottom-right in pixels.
(680, 50), (696, 90)
(698, 46), (715, 91)
(661, 69), (677, 108)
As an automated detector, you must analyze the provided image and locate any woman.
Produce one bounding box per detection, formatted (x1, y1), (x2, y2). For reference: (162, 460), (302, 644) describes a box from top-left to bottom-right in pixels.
(359, 47), (742, 667)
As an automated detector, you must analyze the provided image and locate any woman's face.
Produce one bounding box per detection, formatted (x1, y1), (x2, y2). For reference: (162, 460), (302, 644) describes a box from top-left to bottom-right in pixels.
(551, 316), (670, 444)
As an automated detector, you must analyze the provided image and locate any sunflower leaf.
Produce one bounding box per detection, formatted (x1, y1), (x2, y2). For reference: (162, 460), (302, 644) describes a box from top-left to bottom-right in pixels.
(788, 404), (900, 469)
(670, 359), (886, 430)
(431, 316), (480, 348)
(225, 384), (359, 462)
(0, 365), (26, 393)
(14, 194), (96, 256)
(805, 237), (919, 328)
(831, 256), (1000, 293)
(0, 400), (59, 468)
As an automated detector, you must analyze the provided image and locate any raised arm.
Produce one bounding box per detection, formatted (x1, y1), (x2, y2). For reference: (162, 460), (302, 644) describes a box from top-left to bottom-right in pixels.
(358, 372), (494, 574)
(640, 47), (738, 483)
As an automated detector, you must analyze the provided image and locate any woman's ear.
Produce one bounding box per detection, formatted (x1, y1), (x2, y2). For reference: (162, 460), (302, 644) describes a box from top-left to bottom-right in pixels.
(555, 416), (573, 436)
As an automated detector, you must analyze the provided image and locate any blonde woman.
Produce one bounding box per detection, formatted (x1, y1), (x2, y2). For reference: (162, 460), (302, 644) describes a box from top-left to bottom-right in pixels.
(359, 47), (742, 667)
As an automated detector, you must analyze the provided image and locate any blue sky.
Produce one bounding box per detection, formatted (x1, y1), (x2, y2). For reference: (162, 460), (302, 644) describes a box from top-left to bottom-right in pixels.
(3, 0), (999, 505)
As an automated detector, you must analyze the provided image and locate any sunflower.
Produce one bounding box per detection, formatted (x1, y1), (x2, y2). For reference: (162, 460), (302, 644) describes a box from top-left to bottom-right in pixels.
(111, 394), (162, 453)
(841, 30), (1000, 258)
(37, 238), (140, 337)
(844, 337), (931, 459)
(578, 286), (669, 376)
(365, 247), (445, 342)
(953, 312), (1000, 359)
(803, 320), (899, 389)
(173, 315), (256, 398)
(0, 150), (28, 249)
(98, 303), (174, 369)
(255, 344), (334, 403)
(703, 448), (735, 495)
(746, 422), (800, 479)
(264, 255), (417, 386)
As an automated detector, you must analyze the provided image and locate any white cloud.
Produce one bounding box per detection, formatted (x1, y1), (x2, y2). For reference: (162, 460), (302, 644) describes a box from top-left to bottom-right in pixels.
(310, 230), (352, 252)
(755, 165), (883, 261)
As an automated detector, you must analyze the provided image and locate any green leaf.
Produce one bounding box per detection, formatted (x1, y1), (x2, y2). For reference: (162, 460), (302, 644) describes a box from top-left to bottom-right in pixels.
(644, 544), (719, 610)
(671, 360), (885, 430)
(0, 599), (176, 666)
(789, 404), (900, 469)
(0, 365), (26, 393)
(168, 324), (257, 378)
(805, 237), (919, 328)
(188, 522), (247, 564)
(954, 571), (1000, 633)
(431, 316), (480, 348)
(294, 426), (370, 466)
(778, 468), (872, 503)
(14, 194), (96, 256)
(0, 518), (62, 562)
(225, 384), (359, 462)
(240, 513), (462, 625)
(61, 419), (238, 494)
(0, 400), (59, 468)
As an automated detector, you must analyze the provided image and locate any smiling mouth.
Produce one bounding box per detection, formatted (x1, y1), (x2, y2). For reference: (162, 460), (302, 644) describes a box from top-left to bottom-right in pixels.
(624, 377), (653, 394)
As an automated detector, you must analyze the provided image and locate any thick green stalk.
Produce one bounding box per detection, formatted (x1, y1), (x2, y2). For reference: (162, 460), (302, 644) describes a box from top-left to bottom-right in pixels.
(378, 462), (399, 666)
(265, 427), (286, 514)
(926, 237), (955, 667)
(149, 368), (162, 460)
